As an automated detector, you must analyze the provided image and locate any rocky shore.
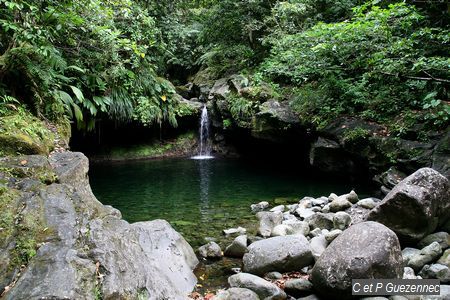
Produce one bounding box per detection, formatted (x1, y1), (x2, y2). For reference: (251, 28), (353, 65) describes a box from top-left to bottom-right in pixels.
(195, 168), (450, 300)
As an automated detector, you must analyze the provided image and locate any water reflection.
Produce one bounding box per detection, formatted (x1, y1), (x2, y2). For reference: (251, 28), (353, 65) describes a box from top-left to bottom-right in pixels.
(198, 160), (211, 218)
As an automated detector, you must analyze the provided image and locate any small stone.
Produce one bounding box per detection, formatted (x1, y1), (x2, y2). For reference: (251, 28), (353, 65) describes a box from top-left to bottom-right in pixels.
(213, 287), (259, 300)
(346, 190), (359, 204)
(325, 229), (342, 243)
(333, 212), (351, 230)
(265, 272), (283, 280)
(408, 242), (442, 272)
(357, 198), (376, 209)
(403, 267), (418, 279)
(417, 232), (449, 250)
(223, 227), (246, 236)
(312, 197), (328, 207)
(198, 242), (223, 259)
(329, 197), (352, 212)
(298, 197), (314, 209)
(305, 213), (334, 231)
(231, 268), (241, 274)
(228, 273), (287, 300)
(287, 204), (299, 214)
(296, 207), (315, 220)
(284, 279), (313, 298)
(283, 212), (296, 221)
(251, 201), (269, 213)
(270, 205), (285, 213)
(282, 219), (310, 236)
(419, 264), (450, 282)
(310, 235), (327, 261)
(321, 204), (330, 213)
(402, 247), (420, 265)
(309, 228), (322, 238)
(437, 249), (450, 268)
(271, 224), (291, 237)
(224, 235), (248, 258)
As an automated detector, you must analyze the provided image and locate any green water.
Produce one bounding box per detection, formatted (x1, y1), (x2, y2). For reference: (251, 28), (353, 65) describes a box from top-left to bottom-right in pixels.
(89, 158), (372, 248)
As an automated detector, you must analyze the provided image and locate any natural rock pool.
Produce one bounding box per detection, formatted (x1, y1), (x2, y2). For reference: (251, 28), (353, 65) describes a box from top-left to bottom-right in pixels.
(89, 158), (375, 293)
(89, 158), (373, 248)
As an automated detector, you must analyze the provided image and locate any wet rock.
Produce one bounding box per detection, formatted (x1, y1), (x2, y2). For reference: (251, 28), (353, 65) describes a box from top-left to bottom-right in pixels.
(311, 221), (403, 299)
(198, 242), (223, 259)
(243, 236), (313, 276)
(408, 242), (442, 272)
(251, 201), (270, 213)
(419, 264), (450, 282)
(333, 212), (352, 230)
(256, 212), (283, 238)
(305, 213), (334, 231)
(367, 168), (450, 243)
(213, 287), (260, 300)
(417, 232), (449, 250)
(228, 273), (286, 300)
(325, 229), (342, 243)
(310, 235), (328, 261)
(225, 235), (248, 258)
(284, 279), (313, 298)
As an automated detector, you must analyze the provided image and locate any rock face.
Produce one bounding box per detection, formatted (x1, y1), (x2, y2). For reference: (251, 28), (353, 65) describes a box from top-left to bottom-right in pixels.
(367, 168), (450, 243)
(311, 221), (403, 299)
(1, 152), (198, 300)
(228, 273), (286, 300)
(243, 235), (313, 276)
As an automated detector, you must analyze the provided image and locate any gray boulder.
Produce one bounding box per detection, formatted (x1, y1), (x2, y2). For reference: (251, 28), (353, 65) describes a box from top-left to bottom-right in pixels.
(213, 287), (260, 300)
(284, 279), (313, 298)
(271, 224), (291, 237)
(305, 213), (334, 231)
(311, 221), (403, 299)
(418, 232), (449, 250)
(357, 198), (377, 209)
(270, 205), (285, 213)
(198, 242), (223, 259)
(325, 229), (342, 243)
(296, 207), (316, 219)
(2, 152), (199, 300)
(228, 273), (286, 300)
(367, 168), (450, 243)
(282, 219), (310, 236)
(403, 267), (420, 279)
(256, 211), (283, 238)
(225, 235), (248, 258)
(333, 212), (352, 230)
(243, 236), (313, 276)
(329, 197), (352, 212)
(419, 264), (450, 283)
(408, 242), (442, 272)
(223, 226), (247, 236)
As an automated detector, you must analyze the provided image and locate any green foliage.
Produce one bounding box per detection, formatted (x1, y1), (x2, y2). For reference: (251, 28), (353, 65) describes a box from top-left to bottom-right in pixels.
(342, 127), (371, 143)
(228, 95), (257, 127)
(263, 2), (450, 130)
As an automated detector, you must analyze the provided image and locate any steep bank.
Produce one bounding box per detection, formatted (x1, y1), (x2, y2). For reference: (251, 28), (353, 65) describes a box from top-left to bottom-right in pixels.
(0, 152), (198, 299)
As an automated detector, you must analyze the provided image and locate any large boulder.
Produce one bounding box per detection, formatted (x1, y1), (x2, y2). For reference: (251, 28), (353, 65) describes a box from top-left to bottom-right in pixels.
(367, 168), (450, 243)
(2, 152), (199, 300)
(228, 273), (286, 300)
(243, 236), (313, 276)
(311, 221), (403, 299)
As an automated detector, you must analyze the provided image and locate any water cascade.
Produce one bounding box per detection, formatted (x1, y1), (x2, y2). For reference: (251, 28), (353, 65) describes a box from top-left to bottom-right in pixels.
(191, 105), (214, 160)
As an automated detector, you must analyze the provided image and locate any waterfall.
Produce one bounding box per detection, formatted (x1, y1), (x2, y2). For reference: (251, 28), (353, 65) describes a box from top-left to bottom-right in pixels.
(191, 105), (214, 160)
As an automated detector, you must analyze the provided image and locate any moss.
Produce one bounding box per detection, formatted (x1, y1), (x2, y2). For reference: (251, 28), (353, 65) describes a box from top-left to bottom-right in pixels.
(0, 187), (19, 248)
(0, 109), (55, 156)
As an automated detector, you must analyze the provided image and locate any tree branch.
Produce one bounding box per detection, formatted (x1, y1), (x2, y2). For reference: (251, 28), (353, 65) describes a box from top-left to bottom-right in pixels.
(380, 72), (450, 84)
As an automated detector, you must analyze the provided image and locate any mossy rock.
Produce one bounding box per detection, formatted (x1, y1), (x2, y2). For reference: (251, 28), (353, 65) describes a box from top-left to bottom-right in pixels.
(0, 133), (48, 155)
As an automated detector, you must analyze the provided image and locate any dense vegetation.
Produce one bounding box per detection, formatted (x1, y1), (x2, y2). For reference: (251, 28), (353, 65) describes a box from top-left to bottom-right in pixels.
(0, 0), (449, 145)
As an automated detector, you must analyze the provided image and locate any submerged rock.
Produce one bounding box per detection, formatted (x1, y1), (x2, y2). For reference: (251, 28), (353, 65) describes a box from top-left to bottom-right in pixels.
(243, 236), (313, 276)
(367, 168), (450, 243)
(228, 273), (286, 300)
(311, 221), (403, 299)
